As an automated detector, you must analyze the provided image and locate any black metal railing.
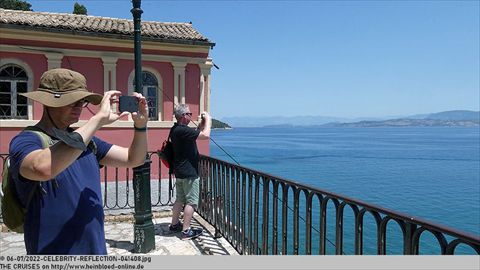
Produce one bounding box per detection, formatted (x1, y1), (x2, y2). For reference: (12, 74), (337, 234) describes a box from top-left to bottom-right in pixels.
(0, 151), (175, 213)
(196, 155), (480, 255)
(1, 152), (479, 255)
(101, 151), (175, 211)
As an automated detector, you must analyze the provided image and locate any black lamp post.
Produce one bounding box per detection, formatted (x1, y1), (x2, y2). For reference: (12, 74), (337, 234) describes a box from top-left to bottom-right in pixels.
(131, 0), (155, 253)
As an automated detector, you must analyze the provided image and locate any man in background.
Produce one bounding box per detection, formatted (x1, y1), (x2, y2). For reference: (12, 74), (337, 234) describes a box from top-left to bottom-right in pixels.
(169, 104), (211, 240)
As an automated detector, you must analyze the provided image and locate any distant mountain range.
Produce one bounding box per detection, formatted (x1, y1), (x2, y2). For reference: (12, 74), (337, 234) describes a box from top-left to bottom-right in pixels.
(222, 115), (382, 128)
(323, 118), (479, 128)
(406, 110), (479, 121)
(328, 110), (479, 127)
(221, 110), (479, 128)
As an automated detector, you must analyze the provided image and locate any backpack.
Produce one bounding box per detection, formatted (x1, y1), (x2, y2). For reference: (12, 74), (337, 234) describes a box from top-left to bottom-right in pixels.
(159, 140), (174, 171)
(159, 125), (175, 196)
(1, 126), (53, 233)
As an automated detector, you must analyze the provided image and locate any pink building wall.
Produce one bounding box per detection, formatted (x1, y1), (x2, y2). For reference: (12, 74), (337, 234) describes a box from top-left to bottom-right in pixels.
(116, 59), (134, 95)
(61, 57), (104, 95)
(186, 64), (201, 118)
(1, 38), (211, 180)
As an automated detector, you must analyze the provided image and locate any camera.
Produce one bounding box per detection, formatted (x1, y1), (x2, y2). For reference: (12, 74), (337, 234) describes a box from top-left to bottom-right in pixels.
(119, 96), (139, 113)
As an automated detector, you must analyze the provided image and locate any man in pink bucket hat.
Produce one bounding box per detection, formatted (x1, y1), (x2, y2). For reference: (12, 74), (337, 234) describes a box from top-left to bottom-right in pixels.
(8, 68), (148, 254)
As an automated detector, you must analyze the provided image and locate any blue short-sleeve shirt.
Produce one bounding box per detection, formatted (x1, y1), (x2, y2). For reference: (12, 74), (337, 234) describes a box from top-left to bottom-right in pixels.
(9, 131), (112, 255)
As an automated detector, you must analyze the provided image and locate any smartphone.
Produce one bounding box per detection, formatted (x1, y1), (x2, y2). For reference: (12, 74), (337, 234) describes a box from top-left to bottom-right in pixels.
(119, 96), (139, 113)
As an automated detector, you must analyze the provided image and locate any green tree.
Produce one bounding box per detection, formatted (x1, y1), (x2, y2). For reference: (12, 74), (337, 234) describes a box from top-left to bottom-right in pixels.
(212, 119), (232, 129)
(0, 0), (32, 11)
(73, 2), (87, 15)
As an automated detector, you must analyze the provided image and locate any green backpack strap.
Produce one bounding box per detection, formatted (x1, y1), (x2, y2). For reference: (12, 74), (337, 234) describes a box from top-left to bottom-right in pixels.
(21, 126), (58, 197)
(23, 126), (53, 148)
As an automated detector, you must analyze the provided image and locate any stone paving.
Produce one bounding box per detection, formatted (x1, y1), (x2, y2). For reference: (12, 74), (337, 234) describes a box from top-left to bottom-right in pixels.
(0, 179), (238, 256)
(0, 211), (238, 256)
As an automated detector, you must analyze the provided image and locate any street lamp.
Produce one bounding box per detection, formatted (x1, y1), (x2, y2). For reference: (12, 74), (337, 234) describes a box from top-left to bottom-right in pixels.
(131, 0), (155, 253)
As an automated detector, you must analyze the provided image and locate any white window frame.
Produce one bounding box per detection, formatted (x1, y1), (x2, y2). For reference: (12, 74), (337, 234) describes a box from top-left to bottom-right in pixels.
(127, 68), (163, 121)
(0, 59), (34, 120)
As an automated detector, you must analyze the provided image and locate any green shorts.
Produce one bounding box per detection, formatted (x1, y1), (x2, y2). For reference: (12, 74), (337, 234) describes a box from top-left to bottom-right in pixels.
(175, 177), (200, 206)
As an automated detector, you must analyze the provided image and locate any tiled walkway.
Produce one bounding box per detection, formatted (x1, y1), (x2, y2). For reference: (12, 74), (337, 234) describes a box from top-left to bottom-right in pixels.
(0, 212), (238, 256)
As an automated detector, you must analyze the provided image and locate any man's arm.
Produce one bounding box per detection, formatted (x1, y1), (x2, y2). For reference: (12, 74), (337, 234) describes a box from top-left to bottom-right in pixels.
(20, 91), (128, 181)
(197, 111), (212, 140)
(99, 92), (148, 168)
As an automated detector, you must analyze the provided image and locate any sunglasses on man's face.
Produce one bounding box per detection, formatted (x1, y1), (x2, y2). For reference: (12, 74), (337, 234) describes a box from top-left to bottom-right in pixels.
(68, 99), (89, 108)
(183, 112), (193, 116)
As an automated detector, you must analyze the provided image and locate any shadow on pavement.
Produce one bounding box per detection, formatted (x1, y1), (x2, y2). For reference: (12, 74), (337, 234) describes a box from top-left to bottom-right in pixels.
(105, 239), (133, 252)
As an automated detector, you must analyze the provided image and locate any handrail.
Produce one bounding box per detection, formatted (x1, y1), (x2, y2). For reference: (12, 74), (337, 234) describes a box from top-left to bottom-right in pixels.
(1, 152), (478, 255)
(196, 154), (480, 255)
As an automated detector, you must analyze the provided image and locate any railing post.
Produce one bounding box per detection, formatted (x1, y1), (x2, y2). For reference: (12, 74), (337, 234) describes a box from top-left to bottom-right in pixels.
(262, 177), (270, 255)
(213, 162), (221, 239)
(404, 222), (417, 255)
(131, 0), (155, 253)
(132, 156), (155, 253)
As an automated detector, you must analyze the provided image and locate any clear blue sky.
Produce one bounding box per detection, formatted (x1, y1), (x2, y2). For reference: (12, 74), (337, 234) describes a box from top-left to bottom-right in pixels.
(27, 0), (479, 119)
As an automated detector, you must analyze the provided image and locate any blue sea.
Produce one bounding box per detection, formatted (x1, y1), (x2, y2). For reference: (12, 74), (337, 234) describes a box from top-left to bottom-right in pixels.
(209, 127), (480, 254)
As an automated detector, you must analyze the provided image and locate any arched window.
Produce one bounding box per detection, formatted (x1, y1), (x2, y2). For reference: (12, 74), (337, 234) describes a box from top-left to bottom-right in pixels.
(0, 65), (28, 119)
(133, 71), (159, 120)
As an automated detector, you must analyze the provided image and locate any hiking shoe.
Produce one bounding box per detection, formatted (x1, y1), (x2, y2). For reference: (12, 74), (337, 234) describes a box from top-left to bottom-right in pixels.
(182, 228), (203, 240)
(169, 222), (183, 232)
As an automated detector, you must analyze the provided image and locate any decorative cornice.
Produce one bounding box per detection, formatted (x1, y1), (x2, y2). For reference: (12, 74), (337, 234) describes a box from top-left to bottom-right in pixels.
(0, 44), (212, 66)
(0, 120), (199, 128)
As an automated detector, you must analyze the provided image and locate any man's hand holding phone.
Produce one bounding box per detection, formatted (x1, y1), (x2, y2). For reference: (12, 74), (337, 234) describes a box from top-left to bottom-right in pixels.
(127, 93), (148, 129)
(112, 93), (148, 129)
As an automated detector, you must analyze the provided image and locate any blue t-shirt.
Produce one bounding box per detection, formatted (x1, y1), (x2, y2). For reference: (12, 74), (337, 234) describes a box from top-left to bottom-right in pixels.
(9, 131), (112, 255)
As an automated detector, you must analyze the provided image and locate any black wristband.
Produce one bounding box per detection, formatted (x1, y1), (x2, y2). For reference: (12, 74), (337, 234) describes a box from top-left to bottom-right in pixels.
(134, 125), (147, 132)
